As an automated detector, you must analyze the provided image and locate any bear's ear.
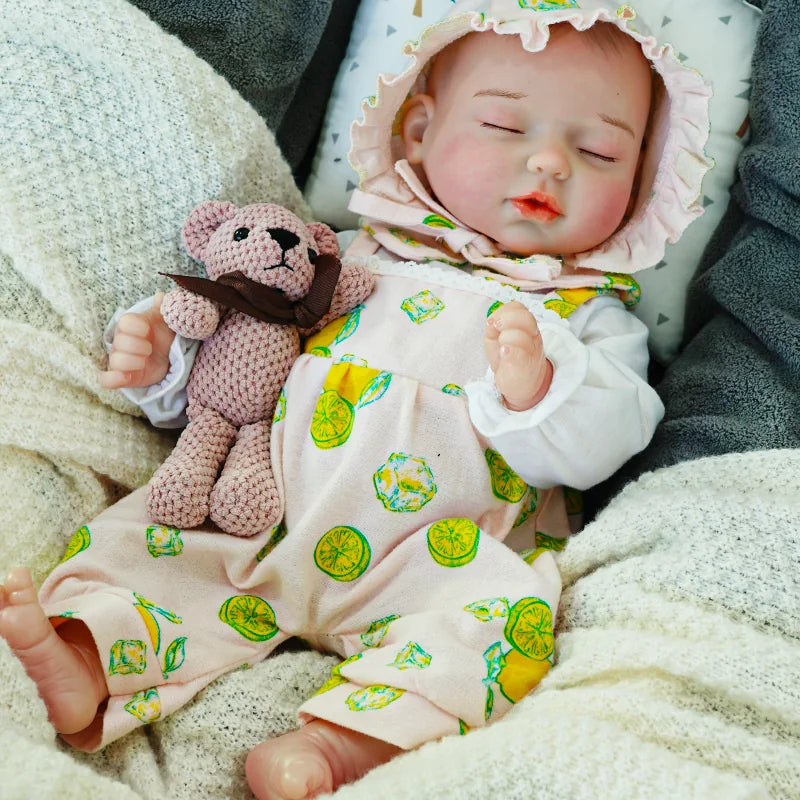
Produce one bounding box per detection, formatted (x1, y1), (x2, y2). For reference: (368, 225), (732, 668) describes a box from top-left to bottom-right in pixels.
(305, 222), (339, 258)
(182, 200), (238, 260)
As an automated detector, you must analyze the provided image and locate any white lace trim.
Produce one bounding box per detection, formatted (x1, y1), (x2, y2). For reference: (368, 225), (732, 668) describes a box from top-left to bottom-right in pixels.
(358, 256), (569, 327)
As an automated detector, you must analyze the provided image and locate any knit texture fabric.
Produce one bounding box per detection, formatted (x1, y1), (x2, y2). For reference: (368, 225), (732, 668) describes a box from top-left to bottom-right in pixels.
(148, 202), (373, 535)
(0, 0), (310, 568)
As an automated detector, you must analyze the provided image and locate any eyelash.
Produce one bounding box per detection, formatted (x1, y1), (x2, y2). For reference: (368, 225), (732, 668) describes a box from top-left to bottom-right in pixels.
(480, 124), (618, 163)
(579, 149), (617, 163)
(481, 122), (522, 134)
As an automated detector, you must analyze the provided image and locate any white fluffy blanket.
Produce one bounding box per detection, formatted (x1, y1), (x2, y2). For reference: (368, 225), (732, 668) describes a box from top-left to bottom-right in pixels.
(1, 1), (798, 798)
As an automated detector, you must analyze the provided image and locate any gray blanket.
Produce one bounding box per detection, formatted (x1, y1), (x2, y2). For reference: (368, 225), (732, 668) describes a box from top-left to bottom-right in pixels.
(127, 0), (360, 179)
(589, 0), (800, 511)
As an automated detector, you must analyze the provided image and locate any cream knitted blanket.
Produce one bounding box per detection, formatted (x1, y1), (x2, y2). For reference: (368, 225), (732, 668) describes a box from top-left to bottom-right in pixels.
(1, 1), (798, 798)
(0, 0), (310, 588)
(2, 448), (798, 799)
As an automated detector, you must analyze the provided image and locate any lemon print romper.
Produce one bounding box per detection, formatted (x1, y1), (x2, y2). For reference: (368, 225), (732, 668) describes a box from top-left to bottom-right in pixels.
(39, 265), (563, 751)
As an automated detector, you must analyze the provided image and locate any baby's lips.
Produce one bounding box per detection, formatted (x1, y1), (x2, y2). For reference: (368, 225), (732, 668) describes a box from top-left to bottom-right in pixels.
(511, 191), (563, 215)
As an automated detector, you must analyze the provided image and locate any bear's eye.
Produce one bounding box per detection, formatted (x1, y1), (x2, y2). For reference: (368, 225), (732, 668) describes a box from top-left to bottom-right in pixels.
(233, 227), (250, 241)
(307, 248), (318, 263)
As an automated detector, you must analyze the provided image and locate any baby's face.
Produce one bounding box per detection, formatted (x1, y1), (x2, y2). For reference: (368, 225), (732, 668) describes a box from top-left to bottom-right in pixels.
(404, 26), (652, 256)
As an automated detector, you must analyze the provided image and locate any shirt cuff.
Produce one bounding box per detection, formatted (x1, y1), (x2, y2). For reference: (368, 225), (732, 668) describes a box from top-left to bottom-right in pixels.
(104, 303), (198, 429)
(464, 322), (588, 437)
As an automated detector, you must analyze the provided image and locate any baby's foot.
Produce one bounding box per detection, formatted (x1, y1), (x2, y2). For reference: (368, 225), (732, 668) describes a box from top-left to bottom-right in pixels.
(0, 568), (107, 738)
(245, 719), (402, 800)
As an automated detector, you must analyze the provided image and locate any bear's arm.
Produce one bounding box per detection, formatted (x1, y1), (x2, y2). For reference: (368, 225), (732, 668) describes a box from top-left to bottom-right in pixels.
(161, 287), (222, 340)
(299, 259), (375, 336)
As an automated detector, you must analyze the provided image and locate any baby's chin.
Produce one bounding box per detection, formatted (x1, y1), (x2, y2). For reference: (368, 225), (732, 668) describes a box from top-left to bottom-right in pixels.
(493, 234), (566, 259)
(494, 229), (610, 259)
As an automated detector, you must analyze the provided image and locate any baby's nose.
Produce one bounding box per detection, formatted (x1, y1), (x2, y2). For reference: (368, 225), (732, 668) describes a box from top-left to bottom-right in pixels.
(526, 146), (570, 180)
(267, 228), (300, 253)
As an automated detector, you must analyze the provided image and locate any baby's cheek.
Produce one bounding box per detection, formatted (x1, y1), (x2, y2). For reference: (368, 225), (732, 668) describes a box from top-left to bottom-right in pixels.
(585, 180), (634, 239)
(426, 136), (497, 210)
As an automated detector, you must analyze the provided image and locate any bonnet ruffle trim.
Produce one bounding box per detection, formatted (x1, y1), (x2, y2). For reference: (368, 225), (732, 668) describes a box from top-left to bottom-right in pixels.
(348, 1), (714, 278)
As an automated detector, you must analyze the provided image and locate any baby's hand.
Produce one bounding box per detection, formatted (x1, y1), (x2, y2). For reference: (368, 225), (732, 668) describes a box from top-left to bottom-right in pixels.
(484, 301), (553, 411)
(98, 293), (175, 390)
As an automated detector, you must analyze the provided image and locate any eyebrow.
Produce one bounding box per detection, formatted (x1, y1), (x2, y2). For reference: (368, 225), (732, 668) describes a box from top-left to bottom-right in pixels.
(473, 88), (527, 100)
(598, 113), (635, 138)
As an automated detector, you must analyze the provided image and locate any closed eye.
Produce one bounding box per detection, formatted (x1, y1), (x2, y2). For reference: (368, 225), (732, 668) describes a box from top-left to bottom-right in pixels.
(580, 149), (617, 163)
(481, 122), (523, 134)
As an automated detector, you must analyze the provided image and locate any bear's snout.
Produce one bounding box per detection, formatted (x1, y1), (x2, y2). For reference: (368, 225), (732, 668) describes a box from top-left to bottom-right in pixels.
(268, 228), (300, 253)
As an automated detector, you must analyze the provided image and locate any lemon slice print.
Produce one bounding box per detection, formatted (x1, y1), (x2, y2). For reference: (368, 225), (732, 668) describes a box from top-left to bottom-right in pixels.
(497, 648), (551, 703)
(422, 213), (456, 229)
(315, 652), (363, 695)
(132, 593), (182, 655)
(400, 289), (445, 323)
(310, 389), (355, 449)
(108, 639), (147, 676)
(345, 684), (405, 711)
(314, 526), (371, 582)
(603, 272), (642, 307)
(563, 487), (583, 515)
(427, 518), (480, 567)
(512, 486), (539, 529)
(486, 300), (504, 318)
(256, 522), (287, 562)
(314, 671), (350, 695)
(534, 531), (567, 552)
(162, 637), (187, 680)
(463, 597), (510, 622)
(519, 547), (547, 565)
(124, 687), (161, 724)
(61, 525), (91, 562)
(360, 614), (399, 648)
(310, 364), (391, 449)
(273, 387), (286, 423)
(543, 298), (578, 318)
(304, 305), (364, 356)
(518, 0), (579, 10)
(485, 450), (527, 503)
(145, 525), (184, 558)
(373, 452), (437, 512)
(218, 595), (279, 642)
(504, 598), (554, 661)
(389, 641), (432, 670)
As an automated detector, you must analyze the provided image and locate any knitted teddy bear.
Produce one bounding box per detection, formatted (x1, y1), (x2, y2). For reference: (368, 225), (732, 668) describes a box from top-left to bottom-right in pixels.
(147, 200), (375, 536)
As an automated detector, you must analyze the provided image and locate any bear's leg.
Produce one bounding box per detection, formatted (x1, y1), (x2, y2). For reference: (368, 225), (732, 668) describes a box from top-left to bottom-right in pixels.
(147, 404), (237, 528)
(209, 419), (279, 536)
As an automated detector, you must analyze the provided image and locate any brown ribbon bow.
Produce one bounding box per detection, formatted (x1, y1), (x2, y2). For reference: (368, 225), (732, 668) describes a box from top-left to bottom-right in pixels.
(161, 253), (342, 329)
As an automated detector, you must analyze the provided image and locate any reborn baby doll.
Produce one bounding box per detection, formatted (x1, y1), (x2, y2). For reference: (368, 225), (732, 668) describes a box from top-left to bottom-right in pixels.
(0, 1), (712, 798)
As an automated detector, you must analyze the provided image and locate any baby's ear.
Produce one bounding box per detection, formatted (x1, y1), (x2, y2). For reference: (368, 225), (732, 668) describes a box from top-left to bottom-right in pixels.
(182, 200), (238, 260)
(400, 94), (435, 164)
(306, 222), (339, 257)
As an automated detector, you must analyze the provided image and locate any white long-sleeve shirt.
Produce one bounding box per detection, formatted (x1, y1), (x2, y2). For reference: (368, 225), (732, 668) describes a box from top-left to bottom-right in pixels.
(107, 280), (663, 491)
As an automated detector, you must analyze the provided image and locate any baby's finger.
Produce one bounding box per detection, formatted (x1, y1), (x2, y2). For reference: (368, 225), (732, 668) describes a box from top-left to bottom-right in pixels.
(110, 332), (153, 357)
(491, 308), (540, 339)
(497, 343), (534, 370)
(141, 292), (170, 330)
(98, 369), (133, 390)
(497, 328), (542, 357)
(107, 350), (147, 373)
(116, 312), (151, 338)
(484, 325), (502, 370)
